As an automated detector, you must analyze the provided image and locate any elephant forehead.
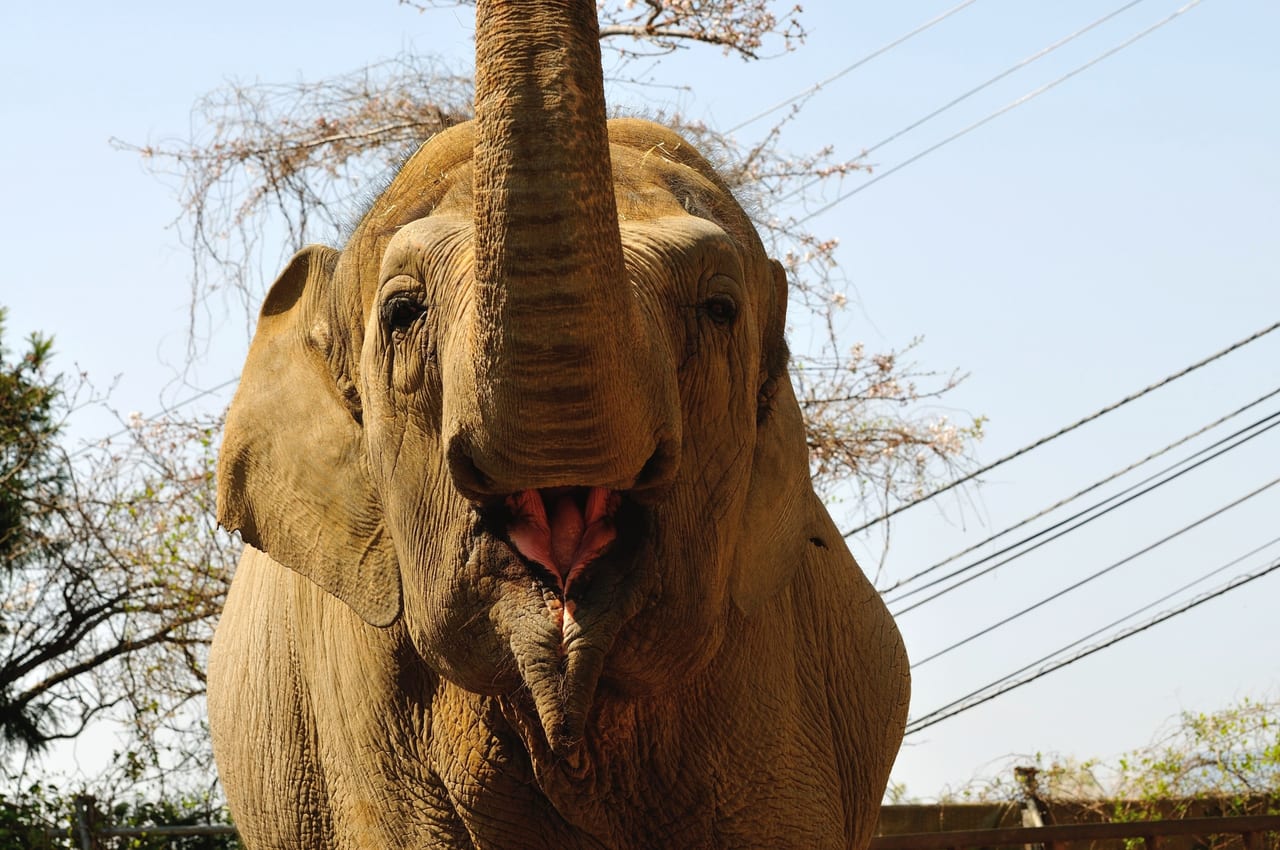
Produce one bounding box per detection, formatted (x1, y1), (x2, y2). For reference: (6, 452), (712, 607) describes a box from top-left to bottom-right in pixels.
(619, 215), (744, 278)
(612, 156), (722, 222)
(379, 216), (475, 281)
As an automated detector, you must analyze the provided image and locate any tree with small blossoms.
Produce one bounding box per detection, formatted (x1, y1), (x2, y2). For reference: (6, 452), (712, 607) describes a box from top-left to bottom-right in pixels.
(120, 0), (984, 525)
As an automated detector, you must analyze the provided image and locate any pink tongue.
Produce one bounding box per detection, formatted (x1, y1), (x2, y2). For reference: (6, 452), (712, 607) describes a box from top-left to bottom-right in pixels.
(506, 488), (619, 588)
(549, 494), (586, 571)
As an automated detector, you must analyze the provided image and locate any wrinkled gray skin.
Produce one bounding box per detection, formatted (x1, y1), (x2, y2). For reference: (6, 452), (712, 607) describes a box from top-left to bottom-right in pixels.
(208, 1), (909, 847)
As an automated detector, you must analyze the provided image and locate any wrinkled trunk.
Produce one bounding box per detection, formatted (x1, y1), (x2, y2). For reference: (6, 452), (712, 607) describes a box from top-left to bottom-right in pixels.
(473, 0), (624, 303)
(459, 0), (676, 495)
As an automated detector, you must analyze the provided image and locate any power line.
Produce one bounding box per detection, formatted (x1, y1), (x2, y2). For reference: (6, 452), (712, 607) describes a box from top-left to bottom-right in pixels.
(905, 554), (1280, 735)
(915, 531), (1280, 673)
(778, 0), (1150, 206)
(1076, 533), (1280, 649)
(863, 1), (1148, 159)
(844, 318), (1280, 538)
(725, 1), (980, 135)
(886, 405), (1280, 609)
(894, 456), (1280, 616)
(907, 472), (1280, 663)
(796, 0), (1205, 224)
(906, 555), (1280, 734)
(878, 385), (1280, 596)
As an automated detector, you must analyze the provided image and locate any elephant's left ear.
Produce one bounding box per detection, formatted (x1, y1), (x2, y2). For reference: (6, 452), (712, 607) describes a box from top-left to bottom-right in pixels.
(217, 245), (402, 627)
(730, 374), (822, 616)
(731, 259), (822, 615)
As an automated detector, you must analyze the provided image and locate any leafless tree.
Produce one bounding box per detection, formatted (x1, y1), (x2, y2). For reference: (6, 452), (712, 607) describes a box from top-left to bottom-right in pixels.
(4, 419), (232, 784)
(1, 319), (235, 790)
(0, 0), (990, 794)
(402, 0), (806, 60)
(116, 1), (984, 523)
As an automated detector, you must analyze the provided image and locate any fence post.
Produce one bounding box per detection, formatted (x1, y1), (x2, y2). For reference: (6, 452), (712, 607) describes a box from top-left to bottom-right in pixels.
(1016, 765), (1047, 850)
(72, 795), (97, 850)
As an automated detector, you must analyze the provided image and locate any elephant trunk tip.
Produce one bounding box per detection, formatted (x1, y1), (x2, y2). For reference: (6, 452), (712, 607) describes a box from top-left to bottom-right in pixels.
(539, 648), (605, 765)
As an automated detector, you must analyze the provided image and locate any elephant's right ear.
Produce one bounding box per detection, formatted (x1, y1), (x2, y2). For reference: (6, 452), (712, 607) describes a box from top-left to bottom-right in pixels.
(217, 245), (402, 627)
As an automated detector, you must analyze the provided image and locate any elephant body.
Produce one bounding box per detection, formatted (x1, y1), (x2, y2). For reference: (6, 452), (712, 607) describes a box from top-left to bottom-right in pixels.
(209, 2), (908, 846)
(211, 528), (904, 848)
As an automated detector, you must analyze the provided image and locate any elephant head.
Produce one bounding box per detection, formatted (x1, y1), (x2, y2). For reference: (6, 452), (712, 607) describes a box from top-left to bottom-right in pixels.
(217, 0), (819, 756)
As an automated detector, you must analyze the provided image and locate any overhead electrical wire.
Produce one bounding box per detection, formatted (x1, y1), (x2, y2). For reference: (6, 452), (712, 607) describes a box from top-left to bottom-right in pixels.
(894, 463), (1280, 617)
(877, 384), (1280, 596)
(796, 0), (1205, 225)
(886, 406), (1280, 611)
(778, 0), (1150, 206)
(906, 472), (1280, 663)
(725, 0), (980, 135)
(843, 317), (1280, 538)
(914, 532), (1280, 670)
(904, 555), (1280, 735)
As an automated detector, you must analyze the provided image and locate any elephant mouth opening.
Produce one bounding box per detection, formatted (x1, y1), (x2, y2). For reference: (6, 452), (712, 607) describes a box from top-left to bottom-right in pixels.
(501, 486), (622, 596)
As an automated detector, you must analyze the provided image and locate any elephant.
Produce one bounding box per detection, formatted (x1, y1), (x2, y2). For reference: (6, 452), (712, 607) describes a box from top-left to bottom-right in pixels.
(207, 0), (909, 847)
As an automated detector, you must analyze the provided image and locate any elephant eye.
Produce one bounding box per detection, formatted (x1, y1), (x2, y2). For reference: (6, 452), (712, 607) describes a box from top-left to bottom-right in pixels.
(381, 295), (426, 334)
(700, 293), (738, 327)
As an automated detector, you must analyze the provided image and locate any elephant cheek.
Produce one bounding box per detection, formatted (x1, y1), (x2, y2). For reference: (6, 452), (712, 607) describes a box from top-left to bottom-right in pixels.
(393, 496), (519, 695)
(606, 509), (733, 689)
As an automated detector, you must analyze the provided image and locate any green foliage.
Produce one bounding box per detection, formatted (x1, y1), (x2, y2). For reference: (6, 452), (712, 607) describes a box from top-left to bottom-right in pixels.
(0, 782), (72, 849)
(94, 794), (240, 850)
(0, 307), (63, 573)
(928, 696), (1280, 822)
(0, 309), (68, 751)
(1110, 696), (1280, 821)
(0, 783), (240, 849)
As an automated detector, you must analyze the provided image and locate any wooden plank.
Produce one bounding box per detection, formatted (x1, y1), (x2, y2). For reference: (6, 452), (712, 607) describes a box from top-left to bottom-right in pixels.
(871, 814), (1280, 850)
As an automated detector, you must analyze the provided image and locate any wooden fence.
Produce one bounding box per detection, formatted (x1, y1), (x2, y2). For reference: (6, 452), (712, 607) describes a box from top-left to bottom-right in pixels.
(871, 815), (1280, 850)
(43, 798), (1280, 850)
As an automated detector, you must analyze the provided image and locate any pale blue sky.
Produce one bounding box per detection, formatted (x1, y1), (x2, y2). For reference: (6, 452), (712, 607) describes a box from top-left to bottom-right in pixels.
(2, 1), (1278, 797)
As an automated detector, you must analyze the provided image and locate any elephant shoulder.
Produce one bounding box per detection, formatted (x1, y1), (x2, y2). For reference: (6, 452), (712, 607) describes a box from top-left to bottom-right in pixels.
(211, 547), (452, 843)
(209, 548), (337, 845)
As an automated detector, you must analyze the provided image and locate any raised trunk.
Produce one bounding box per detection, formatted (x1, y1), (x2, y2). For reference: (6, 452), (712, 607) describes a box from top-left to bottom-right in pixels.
(473, 0), (624, 304)
(460, 0), (676, 495)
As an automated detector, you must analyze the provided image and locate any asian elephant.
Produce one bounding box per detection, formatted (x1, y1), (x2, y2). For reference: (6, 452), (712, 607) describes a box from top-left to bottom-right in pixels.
(207, 0), (909, 847)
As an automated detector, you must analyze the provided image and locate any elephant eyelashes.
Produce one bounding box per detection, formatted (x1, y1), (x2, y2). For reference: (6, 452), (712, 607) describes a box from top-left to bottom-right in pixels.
(700, 292), (738, 327)
(381, 295), (427, 335)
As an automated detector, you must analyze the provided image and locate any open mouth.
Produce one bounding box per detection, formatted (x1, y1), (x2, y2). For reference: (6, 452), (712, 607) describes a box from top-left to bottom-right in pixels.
(500, 486), (623, 596)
